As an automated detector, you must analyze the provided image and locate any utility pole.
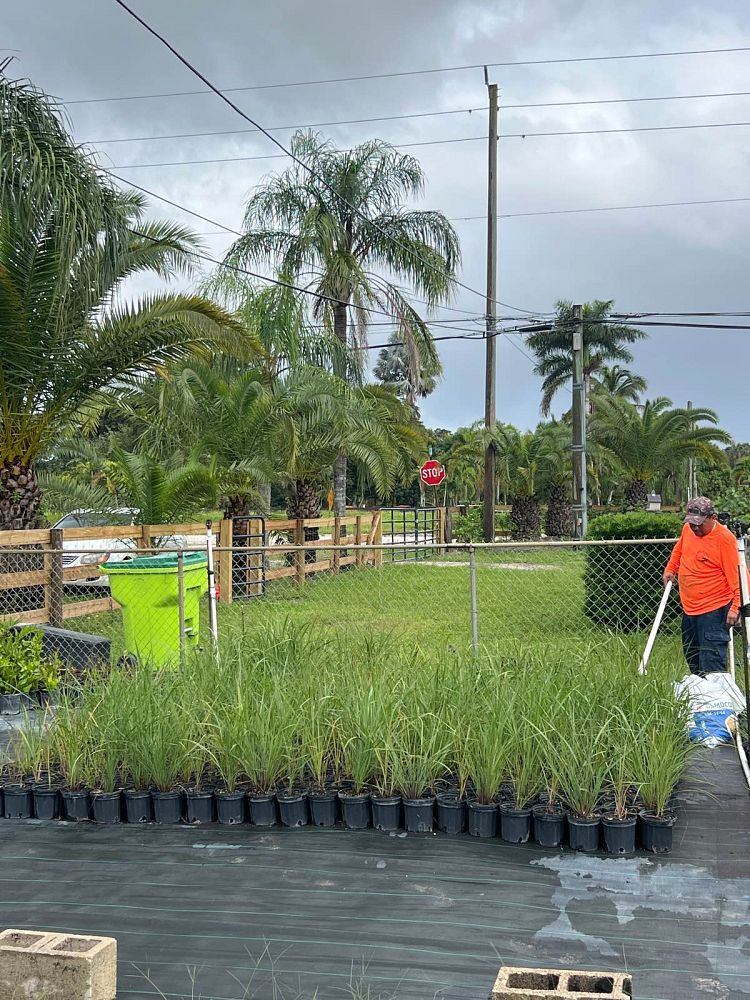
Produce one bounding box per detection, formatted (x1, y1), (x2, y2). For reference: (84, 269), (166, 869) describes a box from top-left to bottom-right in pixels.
(571, 304), (588, 538)
(482, 71), (499, 543)
(687, 400), (695, 501)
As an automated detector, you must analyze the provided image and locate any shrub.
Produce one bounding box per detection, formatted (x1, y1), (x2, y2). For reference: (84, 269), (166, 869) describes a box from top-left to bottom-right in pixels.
(584, 512), (683, 631)
(452, 507), (512, 543)
(0, 623), (60, 694)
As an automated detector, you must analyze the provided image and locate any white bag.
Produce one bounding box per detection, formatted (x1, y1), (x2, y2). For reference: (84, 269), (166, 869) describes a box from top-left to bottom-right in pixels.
(674, 673), (745, 748)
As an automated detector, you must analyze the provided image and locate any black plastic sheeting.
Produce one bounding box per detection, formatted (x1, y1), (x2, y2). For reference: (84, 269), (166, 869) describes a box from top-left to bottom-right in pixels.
(0, 751), (747, 999)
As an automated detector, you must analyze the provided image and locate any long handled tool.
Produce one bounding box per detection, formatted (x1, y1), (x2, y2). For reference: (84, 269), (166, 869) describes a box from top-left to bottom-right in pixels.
(206, 519), (219, 646)
(734, 529), (750, 725)
(638, 579), (672, 675)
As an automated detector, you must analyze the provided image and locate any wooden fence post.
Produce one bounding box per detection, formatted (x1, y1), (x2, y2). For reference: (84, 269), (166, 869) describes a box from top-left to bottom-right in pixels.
(218, 518), (233, 605)
(444, 506), (453, 544)
(355, 515), (363, 567)
(140, 524), (151, 553)
(47, 528), (64, 628)
(332, 516), (341, 574)
(295, 519), (306, 586)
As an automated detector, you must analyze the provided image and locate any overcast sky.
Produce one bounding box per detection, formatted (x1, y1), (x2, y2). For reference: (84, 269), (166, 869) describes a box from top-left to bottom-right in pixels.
(5, 0), (750, 438)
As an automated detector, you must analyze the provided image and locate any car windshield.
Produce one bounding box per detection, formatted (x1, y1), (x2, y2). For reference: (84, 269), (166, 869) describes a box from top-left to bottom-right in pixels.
(56, 512), (134, 529)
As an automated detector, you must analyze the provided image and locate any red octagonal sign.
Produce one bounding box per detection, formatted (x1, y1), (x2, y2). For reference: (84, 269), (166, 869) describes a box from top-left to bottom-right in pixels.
(420, 459), (446, 486)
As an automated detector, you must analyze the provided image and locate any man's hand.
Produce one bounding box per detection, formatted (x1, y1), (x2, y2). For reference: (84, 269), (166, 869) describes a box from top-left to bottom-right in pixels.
(663, 571), (677, 587)
(728, 608), (741, 628)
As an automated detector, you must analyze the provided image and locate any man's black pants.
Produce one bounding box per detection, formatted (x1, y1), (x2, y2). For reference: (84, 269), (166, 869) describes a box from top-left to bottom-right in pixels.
(681, 602), (731, 675)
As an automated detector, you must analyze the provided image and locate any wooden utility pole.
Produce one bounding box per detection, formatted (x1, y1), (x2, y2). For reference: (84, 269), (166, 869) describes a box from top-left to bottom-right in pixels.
(571, 304), (588, 538)
(482, 74), (499, 543)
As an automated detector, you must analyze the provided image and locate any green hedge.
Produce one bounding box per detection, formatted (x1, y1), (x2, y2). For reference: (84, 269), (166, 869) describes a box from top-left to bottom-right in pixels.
(584, 512), (683, 631)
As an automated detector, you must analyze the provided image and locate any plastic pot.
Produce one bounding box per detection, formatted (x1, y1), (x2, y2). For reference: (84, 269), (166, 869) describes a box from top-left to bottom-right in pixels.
(0, 694), (20, 716)
(499, 805), (532, 844)
(309, 792), (339, 828)
(639, 810), (675, 854)
(216, 790), (246, 826)
(33, 786), (60, 821)
(338, 791), (371, 830)
(92, 791), (122, 825)
(568, 815), (601, 852)
(4, 784), (33, 820)
(532, 806), (565, 848)
(468, 801), (497, 838)
(247, 792), (277, 827)
(185, 789), (215, 824)
(403, 796), (435, 833)
(18, 693), (36, 712)
(278, 792), (309, 828)
(371, 795), (402, 832)
(62, 789), (91, 822)
(152, 790), (182, 825)
(436, 794), (466, 835)
(124, 789), (153, 824)
(602, 815), (637, 855)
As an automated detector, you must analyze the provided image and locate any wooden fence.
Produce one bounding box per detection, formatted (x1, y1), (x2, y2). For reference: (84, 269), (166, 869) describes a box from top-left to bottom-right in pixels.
(0, 512), (386, 627)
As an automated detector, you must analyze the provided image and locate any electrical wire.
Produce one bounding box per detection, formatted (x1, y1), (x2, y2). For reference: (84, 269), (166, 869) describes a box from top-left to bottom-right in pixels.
(110, 0), (543, 317)
(454, 195), (750, 220)
(64, 43), (750, 104)
(81, 90), (750, 146)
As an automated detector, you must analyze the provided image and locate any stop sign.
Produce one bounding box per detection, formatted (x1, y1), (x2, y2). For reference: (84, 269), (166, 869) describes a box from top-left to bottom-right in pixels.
(420, 459), (446, 486)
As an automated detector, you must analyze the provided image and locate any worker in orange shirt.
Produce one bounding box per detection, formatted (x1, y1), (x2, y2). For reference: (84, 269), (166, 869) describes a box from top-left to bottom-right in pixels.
(663, 496), (741, 675)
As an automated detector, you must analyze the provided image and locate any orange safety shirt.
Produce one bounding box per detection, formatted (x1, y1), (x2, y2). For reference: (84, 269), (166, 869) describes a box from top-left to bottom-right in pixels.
(665, 521), (741, 616)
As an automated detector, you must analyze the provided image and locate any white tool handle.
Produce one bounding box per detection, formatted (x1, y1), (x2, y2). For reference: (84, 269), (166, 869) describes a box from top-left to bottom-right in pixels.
(638, 579), (672, 675)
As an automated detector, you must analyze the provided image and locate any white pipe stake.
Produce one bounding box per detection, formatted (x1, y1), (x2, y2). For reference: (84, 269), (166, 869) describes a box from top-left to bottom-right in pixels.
(729, 627), (736, 681)
(206, 520), (218, 645)
(638, 579), (672, 675)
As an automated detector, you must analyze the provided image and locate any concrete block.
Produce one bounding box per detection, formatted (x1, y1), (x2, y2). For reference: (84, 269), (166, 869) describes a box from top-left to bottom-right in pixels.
(0, 928), (117, 999)
(491, 965), (633, 999)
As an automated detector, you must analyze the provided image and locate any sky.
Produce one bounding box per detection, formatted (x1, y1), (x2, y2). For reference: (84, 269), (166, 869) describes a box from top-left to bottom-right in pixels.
(5, 0), (750, 439)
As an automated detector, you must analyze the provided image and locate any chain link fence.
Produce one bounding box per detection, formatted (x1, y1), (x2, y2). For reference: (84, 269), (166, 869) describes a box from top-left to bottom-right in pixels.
(0, 533), (688, 697)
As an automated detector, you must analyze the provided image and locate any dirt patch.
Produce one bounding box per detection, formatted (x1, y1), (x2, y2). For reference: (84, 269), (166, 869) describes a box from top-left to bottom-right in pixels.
(412, 560), (560, 571)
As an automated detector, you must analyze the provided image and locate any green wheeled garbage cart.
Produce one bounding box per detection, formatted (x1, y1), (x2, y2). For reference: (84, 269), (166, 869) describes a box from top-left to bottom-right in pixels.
(104, 552), (208, 667)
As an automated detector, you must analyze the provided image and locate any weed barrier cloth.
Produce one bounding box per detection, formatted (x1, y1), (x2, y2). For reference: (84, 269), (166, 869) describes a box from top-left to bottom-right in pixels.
(0, 749), (746, 999)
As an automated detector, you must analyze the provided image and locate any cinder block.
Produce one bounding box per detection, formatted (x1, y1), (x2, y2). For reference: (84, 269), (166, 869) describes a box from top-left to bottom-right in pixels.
(0, 928), (117, 999)
(491, 965), (633, 999)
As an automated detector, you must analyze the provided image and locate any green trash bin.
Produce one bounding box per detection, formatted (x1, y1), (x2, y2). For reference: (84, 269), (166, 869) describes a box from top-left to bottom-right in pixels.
(105, 552), (208, 667)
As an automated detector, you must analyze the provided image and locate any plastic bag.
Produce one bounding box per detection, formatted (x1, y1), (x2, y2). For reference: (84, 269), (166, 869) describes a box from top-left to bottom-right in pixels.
(674, 673), (745, 748)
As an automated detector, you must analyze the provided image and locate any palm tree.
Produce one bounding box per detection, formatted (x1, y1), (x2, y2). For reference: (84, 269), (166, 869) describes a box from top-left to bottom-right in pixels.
(537, 423), (573, 538)
(591, 397), (731, 508)
(224, 130), (460, 515)
(525, 300), (647, 417)
(496, 427), (563, 540)
(373, 332), (441, 409)
(592, 365), (647, 403)
(0, 78), (253, 530)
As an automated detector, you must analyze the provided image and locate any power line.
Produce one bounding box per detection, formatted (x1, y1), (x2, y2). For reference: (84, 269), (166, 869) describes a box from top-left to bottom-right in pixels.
(63, 44), (750, 104)
(109, 120), (750, 171)
(82, 90), (750, 146)
(112, 0), (541, 317)
(454, 195), (750, 220)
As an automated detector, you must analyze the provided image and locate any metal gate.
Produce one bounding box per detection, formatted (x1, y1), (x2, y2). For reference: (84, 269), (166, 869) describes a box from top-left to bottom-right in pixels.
(380, 507), (439, 562)
(231, 516), (266, 599)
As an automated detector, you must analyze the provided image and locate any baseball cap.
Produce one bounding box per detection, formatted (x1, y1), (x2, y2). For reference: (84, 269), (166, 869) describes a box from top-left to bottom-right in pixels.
(684, 496), (715, 525)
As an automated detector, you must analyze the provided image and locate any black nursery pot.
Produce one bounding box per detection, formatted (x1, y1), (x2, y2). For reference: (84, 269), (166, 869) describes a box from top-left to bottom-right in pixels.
(403, 795), (435, 833)
(436, 794), (466, 835)
(32, 786), (60, 821)
(371, 794), (402, 832)
(186, 788), (215, 824)
(0, 694), (21, 716)
(124, 789), (153, 824)
(568, 814), (601, 852)
(639, 810), (676, 854)
(4, 784), (33, 820)
(499, 805), (532, 844)
(278, 792), (309, 828)
(247, 791), (277, 827)
(532, 806), (566, 848)
(339, 791), (371, 830)
(92, 791), (121, 825)
(62, 789), (91, 822)
(602, 815), (637, 855)
(152, 790), (182, 825)
(216, 790), (246, 826)
(309, 791), (339, 828)
(468, 801), (497, 838)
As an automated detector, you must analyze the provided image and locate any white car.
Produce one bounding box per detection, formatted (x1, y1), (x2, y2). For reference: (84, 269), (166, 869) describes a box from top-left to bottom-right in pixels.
(54, 510), (194, 589)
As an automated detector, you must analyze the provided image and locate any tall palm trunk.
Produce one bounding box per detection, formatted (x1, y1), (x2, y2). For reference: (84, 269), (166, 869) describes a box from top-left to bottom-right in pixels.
(288, 480), (321, 565)
(332, 300), (349, 519)
(0, 460), (42, 530)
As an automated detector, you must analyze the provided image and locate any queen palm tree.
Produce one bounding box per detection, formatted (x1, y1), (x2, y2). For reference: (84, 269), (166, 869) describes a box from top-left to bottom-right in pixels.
(223, 130), (460, 515)
(0, 78), (252, 530)
(525, 301), (647, 417)
(592, 365), (647, 403)
(591, 397), (731, 508)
